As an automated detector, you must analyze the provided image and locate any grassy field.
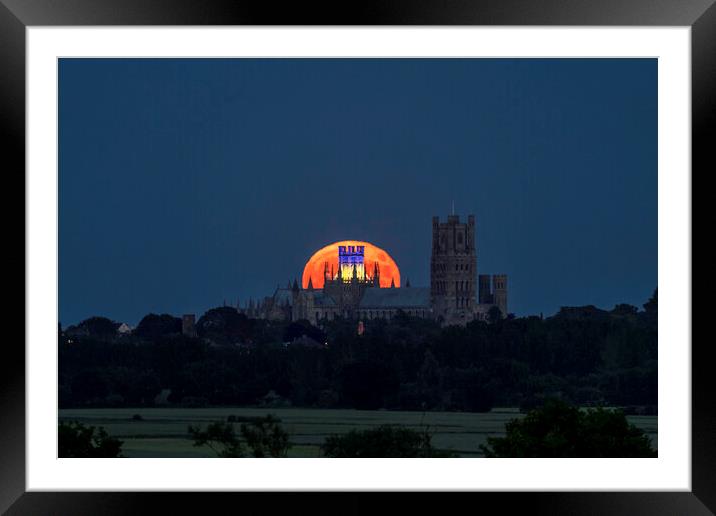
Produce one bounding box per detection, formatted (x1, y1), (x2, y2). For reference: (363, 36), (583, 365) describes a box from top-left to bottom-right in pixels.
(59, 407), (658, 458)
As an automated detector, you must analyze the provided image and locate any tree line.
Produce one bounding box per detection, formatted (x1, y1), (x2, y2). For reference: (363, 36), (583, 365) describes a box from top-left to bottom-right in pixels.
(59, 290), (657, 413)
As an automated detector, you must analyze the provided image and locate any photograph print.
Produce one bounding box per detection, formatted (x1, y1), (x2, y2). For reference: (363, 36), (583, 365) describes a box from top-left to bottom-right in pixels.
(58, 57), (657, 458)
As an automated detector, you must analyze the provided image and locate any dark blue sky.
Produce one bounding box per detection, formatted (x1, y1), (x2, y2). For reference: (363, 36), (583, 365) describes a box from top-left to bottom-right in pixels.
(59, 58), (657, 326)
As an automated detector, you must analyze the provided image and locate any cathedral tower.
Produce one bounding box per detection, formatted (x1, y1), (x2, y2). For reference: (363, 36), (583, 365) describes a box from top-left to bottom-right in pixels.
(478, 274), (493, 304)
(430, 214), (477, 323)
(492, 274), (508, 316)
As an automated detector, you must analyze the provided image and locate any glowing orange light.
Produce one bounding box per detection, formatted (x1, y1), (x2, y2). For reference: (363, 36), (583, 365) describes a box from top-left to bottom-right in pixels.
(302, 240), (400, 289)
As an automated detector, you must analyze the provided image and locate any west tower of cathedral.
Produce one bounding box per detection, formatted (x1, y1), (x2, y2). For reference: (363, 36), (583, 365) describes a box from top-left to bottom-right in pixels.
(430, 215), (478, 324)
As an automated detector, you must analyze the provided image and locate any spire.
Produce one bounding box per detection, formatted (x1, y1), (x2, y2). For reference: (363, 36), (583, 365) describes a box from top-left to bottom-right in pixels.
(292, 278), (299, 292)
(405, 277), (411, 288)
(390, 278), (395, 289)
(307, 276), (314, 290)
(352, 263), (358, 281)
(323, 261), (329, 280)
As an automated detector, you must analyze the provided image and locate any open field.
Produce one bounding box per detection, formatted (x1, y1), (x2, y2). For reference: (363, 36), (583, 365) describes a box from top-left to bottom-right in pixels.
(59, 407), (658, 458)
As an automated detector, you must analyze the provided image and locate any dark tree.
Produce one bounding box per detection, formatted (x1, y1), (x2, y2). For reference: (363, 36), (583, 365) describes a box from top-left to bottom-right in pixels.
(637, 288), (658, 342)
(127, 371), (162, 405)
(611, 304), (639, 316)
(134, 313), (182, 340)
(68, 316), (119, 338)
(487, 306), (502, 324)
(481, 399), (656, 457)
(188, 421), (245, 457)
(283, 319), (326, 344)
(239, 415), (291, 457)
(643, 288), (658, 315)
(58, 421), (123, 457)
(196, 307), (253, 345)
(449, 367), (494, 413)
(70, 369), (110, 405)
(340, 360), (400, 410)
(189, 416), (292, 457)
(417, 349), (442, 409)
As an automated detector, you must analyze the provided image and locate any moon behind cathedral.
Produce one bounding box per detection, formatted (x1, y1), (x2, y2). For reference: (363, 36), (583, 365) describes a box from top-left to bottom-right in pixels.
(302, 240), (401, 290)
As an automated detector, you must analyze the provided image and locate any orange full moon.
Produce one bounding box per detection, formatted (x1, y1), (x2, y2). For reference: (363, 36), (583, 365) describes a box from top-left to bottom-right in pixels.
(302, 240), (400, 289)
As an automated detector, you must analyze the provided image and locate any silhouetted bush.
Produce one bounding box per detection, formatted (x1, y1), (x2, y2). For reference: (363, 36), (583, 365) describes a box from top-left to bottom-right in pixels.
(481, 399), (656, 457)
(58, 421), (123, 457)
(189, 416), (291, 457)
(239, 415), (291, 457)
(188, 421), (244, 457)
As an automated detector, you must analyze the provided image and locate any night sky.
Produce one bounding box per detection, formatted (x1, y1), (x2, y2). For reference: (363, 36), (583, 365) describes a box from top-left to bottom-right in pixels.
(59, 58), (657, 326)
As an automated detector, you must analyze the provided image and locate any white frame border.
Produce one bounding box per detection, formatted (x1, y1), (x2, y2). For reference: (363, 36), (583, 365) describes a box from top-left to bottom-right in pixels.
(27, 27), (691, 491)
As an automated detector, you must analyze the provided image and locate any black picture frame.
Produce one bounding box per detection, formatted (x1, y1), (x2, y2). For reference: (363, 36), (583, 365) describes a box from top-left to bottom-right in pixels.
(3, 0), (709, 513)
